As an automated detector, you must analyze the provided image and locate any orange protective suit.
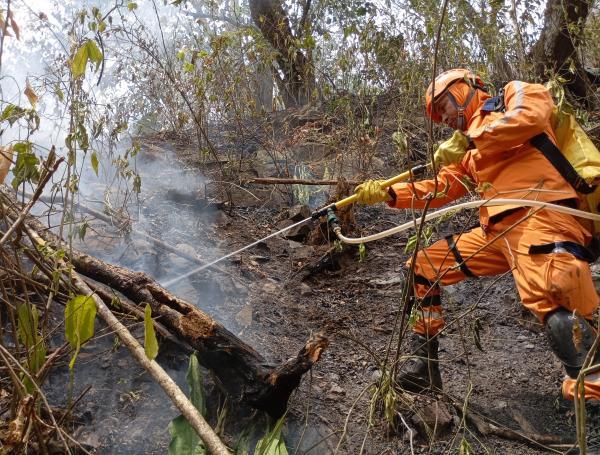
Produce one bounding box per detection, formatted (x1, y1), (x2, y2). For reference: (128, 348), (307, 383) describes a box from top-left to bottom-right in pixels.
(389, 80), (600, 401)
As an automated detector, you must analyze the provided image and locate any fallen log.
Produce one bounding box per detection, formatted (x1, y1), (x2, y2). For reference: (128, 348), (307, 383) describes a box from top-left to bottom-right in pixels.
(0, 185), (328, 418)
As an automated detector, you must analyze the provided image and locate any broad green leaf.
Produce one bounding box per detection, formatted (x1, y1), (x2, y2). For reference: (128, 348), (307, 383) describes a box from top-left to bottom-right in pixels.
(65, 295), (97, 369)
(144, 304), (159, 360)
(91, 151), (99, 176)
(85, 40), (103, 71)
(128, 2), (138, 11)
(71, 42), (89, 78)
(0, 104), (27, 125)
(11, 141), (39, 189)
(255, 415), (288, 455)
(168, 353), (206, 455)
(168, 416), (207, 455)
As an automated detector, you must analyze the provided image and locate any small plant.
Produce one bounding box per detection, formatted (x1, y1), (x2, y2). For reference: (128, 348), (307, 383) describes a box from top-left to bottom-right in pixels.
(358, 242), (367, 262)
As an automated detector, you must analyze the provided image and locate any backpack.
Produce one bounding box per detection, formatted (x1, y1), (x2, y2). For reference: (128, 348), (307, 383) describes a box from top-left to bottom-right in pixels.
(482, 85), (600, 259)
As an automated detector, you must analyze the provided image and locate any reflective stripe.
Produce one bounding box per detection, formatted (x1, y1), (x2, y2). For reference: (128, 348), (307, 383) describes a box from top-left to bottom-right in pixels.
(483, 81), (524, 133)
(416, 308), (443, 319)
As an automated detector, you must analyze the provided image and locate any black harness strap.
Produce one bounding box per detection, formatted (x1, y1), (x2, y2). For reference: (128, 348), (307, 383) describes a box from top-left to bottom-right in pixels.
(445, 235), (476, 277)
(528, 241), (596, 263)
(414, 274), (434, 286)
(529, 133), (596, 195)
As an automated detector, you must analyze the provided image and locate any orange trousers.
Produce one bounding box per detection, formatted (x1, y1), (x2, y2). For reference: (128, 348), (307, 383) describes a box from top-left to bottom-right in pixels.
(408, 207), (600, 401)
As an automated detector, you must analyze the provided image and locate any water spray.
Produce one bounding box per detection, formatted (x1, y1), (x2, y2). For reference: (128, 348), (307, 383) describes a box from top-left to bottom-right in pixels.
(162, 164), (430, 287)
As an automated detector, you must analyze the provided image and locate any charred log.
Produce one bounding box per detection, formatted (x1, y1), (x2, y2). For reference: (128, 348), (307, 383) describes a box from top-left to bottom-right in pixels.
(0, 185), (328, 418)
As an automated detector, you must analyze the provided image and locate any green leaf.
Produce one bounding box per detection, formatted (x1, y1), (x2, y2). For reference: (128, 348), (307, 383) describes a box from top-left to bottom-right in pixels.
(71, 42), (89, 78)
(17, 303), (36, 347)
(91, 151), (99, 176)
(71, 40), (103, 78)
(17, 304), (46, 392)
(128, 2), (138, 11)
(11, 141), (39, 189)
(459, 437), (471, 455)
(168, 353), (206, 455)
(78, 220), (88, 240)
(65, 295), (97, 369)
(358, 243), (366, 262)
(144, 304), (159, 360)
(0, 104), (27, 125)
(133, 174), (141, 193)
(255, 415), (288, 455)
(85, 40), (103, 71)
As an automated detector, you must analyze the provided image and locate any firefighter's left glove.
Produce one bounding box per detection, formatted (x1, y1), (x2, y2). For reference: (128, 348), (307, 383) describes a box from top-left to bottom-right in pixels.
(434, 130), (469, 166)
(354, 179), (392, 205)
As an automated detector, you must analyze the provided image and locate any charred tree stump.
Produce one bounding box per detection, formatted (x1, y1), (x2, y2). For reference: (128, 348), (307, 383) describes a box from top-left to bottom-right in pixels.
(0, 186), (328, 418)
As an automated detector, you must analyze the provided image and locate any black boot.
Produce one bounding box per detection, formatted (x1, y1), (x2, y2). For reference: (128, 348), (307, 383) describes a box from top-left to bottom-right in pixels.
(397, 334), (442, 393)
(545, 309), (599, 380)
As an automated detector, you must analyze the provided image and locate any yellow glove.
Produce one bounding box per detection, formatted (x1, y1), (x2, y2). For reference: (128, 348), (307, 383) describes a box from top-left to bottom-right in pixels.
(354, 179), (392, 205)
(434, 130), (469, 166)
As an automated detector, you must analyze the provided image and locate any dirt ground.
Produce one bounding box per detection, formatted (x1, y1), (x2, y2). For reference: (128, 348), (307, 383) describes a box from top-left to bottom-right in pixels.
(206, 198), (589, 454)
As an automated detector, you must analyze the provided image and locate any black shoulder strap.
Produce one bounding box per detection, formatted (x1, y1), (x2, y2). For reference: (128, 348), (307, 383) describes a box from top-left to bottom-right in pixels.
(481, 87), (505, 114)
(529, 133), (596, 194)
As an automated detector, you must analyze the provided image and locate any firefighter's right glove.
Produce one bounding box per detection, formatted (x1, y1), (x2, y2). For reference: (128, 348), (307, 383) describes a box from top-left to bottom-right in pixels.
(433, 130), (469, 166)
(354, 179), (392, 205)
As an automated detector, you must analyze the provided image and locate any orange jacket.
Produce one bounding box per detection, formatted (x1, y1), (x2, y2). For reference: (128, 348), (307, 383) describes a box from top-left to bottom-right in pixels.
(388, 81), (579, 229)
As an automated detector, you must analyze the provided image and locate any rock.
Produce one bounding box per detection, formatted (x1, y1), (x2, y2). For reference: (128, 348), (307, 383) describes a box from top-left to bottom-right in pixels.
(411, 400), (453, 437)
(299, 283), (313, 296)
(369, 274), (404, 287)
(250, 255), (270, 263)
(235, 305), (253, 328)
(329, 382), (346, 395)
(77, 431), (101, 450)
(524, 343), (535, 349)
(276, 219), (295, 231)
(284, 222), (311, 241)
(516, 335), (527, 341)
(287, 242), (315, 260)
(261, 281), (280, 295)
(371, 369), (382, 381)
(288, 205), (311, 222)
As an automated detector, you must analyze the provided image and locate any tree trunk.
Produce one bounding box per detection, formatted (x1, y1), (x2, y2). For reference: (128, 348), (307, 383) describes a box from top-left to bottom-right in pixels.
(249, 0), (313, 108)
(0, 185), (328, 418)
(530, 0), (592, 102)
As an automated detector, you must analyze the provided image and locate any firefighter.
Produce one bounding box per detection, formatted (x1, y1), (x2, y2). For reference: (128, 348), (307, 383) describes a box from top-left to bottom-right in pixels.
(354, 69), (600, 404)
